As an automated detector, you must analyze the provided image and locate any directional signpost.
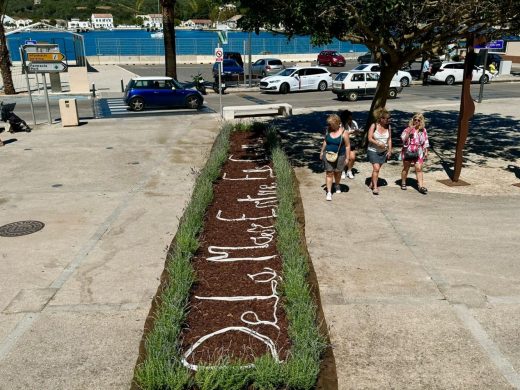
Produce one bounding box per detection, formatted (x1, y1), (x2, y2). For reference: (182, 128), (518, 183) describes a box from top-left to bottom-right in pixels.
(28, 62), (67, 73)
(21, 44), (68, 124)
(27, 52), (66, 62)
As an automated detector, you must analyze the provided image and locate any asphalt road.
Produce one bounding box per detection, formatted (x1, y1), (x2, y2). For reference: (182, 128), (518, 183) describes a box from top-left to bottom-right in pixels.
(5, 61), (520, 123)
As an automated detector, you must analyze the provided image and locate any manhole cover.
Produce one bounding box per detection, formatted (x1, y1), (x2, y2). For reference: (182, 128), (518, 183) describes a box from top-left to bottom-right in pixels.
(0, 221), (45, 237)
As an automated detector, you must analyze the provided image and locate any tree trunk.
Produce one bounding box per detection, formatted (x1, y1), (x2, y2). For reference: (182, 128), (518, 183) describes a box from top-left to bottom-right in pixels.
(161, 0), (177, 79)
(0, 21), (16, 95)
(366, 65), (397, 129)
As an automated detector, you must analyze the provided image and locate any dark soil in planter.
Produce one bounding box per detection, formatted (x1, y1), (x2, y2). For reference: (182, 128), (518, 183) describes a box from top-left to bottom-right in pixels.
(180, 131), (291, 367)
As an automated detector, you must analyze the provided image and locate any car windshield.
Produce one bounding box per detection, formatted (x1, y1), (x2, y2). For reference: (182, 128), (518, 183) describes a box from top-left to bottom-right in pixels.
(171, 79), (183, 89)
(335, 73), (349, 81)
(353, 64), (369, 70)
(277, 68), (297, 77)
(223, 59), (238, 67)
(269, 60), (283, 66)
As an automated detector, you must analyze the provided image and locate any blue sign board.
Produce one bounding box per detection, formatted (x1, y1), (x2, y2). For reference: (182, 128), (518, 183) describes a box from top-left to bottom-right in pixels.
(476, 40), (504, 50)
(487, 40), (504, 50)
(24, 40), (37, 45)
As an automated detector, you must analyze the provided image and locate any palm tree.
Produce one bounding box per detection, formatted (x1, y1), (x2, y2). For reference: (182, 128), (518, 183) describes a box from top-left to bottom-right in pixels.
(160, 0), (177, 79)
(0, 3), (16, 95)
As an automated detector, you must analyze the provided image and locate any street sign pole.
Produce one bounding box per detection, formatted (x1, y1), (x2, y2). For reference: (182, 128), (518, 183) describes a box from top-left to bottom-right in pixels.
(215, 46), (223, 118)
(219, 52), (223, 118)
(41, 73), (52, 124)
(24, 70), (36, 126)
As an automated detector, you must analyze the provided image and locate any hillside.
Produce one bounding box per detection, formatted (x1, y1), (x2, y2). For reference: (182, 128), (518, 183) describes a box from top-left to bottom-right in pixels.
(5, 0), (215, 25)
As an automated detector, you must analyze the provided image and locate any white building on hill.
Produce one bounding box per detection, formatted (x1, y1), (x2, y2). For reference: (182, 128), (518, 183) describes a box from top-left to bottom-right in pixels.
(91, 14), (114, 29)
(137, 14), (163, 29)
(68, 18), (92, 31)
(180, 19), (212, 29)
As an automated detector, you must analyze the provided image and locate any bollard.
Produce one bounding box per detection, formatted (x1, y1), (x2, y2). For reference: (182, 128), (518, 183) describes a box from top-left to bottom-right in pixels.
(121, 79), (124, 93)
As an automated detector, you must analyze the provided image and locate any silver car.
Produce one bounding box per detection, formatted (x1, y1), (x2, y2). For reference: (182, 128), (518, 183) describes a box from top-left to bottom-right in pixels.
(251, 58), (285, 77)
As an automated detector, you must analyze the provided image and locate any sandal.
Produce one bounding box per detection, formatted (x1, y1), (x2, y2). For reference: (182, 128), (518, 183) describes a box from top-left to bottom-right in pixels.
(372, 188), (379, 195)
(401, 184), (407, 190)
(419, 187), (428, 194)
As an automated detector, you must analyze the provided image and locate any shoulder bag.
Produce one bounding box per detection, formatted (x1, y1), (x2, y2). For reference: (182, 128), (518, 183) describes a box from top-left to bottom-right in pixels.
(325, 131), (344, 163)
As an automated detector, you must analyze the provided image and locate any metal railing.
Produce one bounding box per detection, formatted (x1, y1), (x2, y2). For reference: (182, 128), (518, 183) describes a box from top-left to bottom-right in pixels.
(93, 37), (367, 56)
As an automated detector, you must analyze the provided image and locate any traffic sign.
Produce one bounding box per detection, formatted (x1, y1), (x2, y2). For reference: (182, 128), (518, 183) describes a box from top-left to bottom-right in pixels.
(217, 30), (228, 45)
(215, 48), (223, 63)
(475, 40), (504, 50)
(28, 62), (68, 73)
(27, 52), (65, 62)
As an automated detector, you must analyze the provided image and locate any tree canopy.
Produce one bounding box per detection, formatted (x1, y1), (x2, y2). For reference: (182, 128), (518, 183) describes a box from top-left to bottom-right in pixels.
(4, 0), (226, 25)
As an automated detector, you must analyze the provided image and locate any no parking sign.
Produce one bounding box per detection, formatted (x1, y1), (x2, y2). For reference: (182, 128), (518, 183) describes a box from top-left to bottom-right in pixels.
(215, 48), (223, 63)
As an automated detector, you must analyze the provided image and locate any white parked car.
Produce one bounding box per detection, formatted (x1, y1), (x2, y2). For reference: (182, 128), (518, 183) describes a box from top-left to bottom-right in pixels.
(332, 71), (403, 101)
(429, 62), (493, 85)
(259, 66), (332, 94)
(351, 63), (413, 87)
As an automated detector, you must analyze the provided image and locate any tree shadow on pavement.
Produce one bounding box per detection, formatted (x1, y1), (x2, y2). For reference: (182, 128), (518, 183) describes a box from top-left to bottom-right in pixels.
(272, 109), (520, 177)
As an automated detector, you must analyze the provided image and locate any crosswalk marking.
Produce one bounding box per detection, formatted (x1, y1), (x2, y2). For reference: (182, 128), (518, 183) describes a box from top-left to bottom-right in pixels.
(95, 98), (215, 118)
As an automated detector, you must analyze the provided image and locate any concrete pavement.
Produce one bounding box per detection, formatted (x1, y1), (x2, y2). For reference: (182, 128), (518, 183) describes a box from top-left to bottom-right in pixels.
(0, 114), (221, 388)
(0, 64), (519, 389)
(275, 97), (520, 388)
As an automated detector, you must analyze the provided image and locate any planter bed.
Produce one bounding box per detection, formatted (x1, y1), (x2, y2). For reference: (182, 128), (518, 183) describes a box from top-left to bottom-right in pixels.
(134, 123), (325, 389)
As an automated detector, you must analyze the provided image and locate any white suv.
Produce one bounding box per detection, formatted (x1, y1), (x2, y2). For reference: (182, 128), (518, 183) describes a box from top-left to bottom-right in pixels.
(332, 71), (403, 101)
(259, 66), (332, 94)
(429, 62), (492, 85)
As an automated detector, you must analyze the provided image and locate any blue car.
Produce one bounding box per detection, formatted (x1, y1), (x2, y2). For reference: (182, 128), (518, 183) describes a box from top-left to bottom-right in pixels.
(124, 76), (203, 111)
(212, 59), (244, 81)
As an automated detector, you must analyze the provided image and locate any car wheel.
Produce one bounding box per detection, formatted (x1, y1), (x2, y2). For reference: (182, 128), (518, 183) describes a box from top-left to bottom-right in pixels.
(388, 88), (398, 99)
(445, 75), (455, 85)
(129, 97), (145, 111)
(261, 71), (266, 77)
(318, 81), (327, 91)
(400, 77), (410, 87)
(279, 83), (290, 94)
(328, 61), (333, 67)
(347, 91), (358, 101)
(185, 95), (202, 109)
(480, 74), (489, 84)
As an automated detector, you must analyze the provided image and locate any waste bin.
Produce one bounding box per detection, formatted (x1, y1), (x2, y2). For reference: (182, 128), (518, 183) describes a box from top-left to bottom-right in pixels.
(499, 60), (512, 75)
(59, 99), (79, 127)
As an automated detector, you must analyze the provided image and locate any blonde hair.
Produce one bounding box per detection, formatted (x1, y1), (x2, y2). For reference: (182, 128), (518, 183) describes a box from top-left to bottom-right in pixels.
(326, 114), (342, 132)
(408, 113), (426, 129)
(374, 107), (390, 122)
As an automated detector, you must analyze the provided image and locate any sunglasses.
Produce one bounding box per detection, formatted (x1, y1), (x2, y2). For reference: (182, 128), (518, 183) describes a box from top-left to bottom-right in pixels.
(413, 118), (421, 122)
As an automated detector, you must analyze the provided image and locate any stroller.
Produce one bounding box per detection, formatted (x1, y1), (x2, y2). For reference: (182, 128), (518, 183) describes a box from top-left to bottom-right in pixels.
(1, 102), (31, 133)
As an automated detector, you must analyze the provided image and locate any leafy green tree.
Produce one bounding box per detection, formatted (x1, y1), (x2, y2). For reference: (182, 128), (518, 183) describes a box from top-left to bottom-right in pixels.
(240, 0), (520, 120)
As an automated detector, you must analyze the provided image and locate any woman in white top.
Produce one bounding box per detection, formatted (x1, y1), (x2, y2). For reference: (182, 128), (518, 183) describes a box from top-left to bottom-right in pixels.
(367, 107), (392, 195)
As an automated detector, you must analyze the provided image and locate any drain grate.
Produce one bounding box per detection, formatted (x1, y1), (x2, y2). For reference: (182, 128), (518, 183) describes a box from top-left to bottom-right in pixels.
(0, 221), (45, 237)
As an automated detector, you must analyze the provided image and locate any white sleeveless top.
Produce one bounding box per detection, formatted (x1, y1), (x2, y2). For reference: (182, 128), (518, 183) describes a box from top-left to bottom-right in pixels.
(368, 125), (390, 152)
